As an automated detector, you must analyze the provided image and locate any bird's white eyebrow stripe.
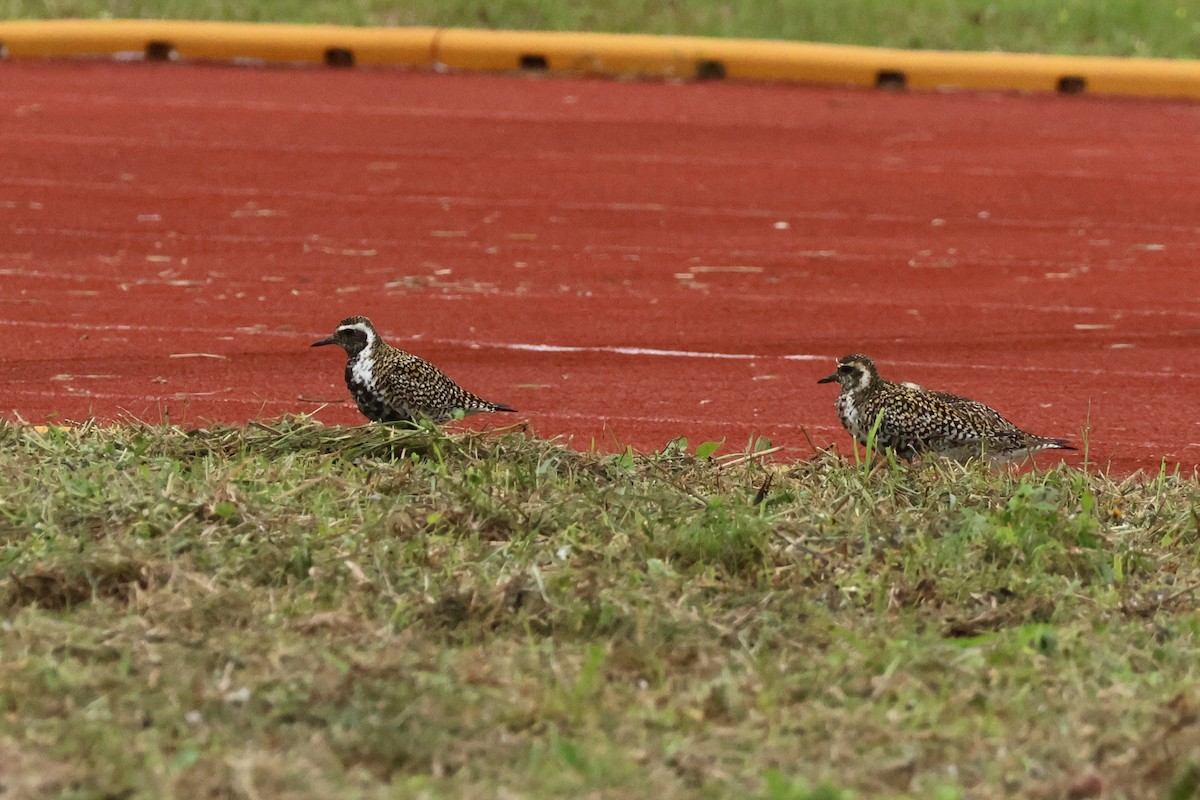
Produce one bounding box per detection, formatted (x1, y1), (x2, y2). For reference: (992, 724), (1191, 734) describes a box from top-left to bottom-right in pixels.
(336, 323), (374, 337)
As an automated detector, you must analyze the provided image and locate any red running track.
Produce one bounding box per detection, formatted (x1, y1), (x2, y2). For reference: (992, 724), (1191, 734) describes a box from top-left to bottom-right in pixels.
(2, 60), (1199, 473)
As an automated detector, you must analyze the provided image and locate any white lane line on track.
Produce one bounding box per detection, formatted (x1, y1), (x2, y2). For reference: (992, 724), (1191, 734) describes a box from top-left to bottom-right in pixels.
(496, 342), (827, 361)
(0, 90), (747, 124)
(9, 225), (1194, 281)
(7, 176), (1200, 236)
(10, 232), (1190, 292)
(0, 91), (1058, 128)
(350, 337), (1200, 381)
(2, 321), (1199, 381)
(5, 89), (1200, 159)
(6, 266), (1199, 323)
(6, 131), (1199, 188)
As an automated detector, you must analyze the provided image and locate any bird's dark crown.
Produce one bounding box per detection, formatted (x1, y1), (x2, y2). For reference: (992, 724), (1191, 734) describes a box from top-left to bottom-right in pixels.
(818, 353), (881, 390)
(311, 315), (380, 357)
(337, 315), (375, 331)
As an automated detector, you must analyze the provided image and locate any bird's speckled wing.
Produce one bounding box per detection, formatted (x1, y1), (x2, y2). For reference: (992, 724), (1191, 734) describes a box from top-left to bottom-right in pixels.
(865, 385), (1007, 456)
(902, 386), (1060, 457)
(379, 353), (501, 420)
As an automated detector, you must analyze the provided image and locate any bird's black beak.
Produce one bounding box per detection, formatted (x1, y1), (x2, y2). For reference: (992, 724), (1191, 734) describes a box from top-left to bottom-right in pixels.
(311, 337), (336, 348)
(817, 372), (839, 384)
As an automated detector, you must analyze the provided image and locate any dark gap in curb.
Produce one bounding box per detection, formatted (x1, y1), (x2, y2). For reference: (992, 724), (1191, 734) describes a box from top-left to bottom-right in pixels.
(324, 48), (355, 68)
(519, 54), (548, 70)
(875, 70), (907, 91)
(696, 60), (726, 80)
(1057, 75), (1087, 94)
(144, 41), (176, 62)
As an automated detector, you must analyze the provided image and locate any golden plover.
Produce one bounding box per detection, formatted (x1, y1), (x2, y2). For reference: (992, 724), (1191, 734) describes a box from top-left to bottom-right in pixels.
(817, 353), (1075, 461)
(312, 315), (516, 424)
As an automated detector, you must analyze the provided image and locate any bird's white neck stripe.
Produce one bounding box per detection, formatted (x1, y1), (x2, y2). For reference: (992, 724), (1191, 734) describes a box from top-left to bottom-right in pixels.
(341, 323), (376, 388)
(350, 347), (375, 387)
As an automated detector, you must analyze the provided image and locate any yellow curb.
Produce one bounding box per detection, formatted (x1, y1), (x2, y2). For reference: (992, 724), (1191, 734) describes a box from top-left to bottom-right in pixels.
(0, 20), (437, 66)
(2, 19), (1200, 99)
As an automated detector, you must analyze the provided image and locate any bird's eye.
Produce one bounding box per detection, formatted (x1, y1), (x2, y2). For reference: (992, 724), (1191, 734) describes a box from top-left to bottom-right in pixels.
(838, 364), (853, 373)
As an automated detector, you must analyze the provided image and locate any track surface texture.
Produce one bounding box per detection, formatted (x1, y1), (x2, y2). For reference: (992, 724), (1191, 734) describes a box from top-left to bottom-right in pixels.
(2, 60), (1198, 473)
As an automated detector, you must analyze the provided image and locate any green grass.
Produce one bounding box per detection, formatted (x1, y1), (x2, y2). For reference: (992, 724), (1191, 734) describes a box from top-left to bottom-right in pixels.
(3, 418), (1200, 798)
(5, 0), (1200, 57)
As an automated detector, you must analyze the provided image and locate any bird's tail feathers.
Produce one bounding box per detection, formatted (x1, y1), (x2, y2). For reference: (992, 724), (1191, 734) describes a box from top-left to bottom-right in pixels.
(1045, 437), (1077, 451)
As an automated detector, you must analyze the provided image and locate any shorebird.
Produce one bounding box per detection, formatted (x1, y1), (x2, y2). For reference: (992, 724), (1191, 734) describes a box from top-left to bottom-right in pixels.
(817, 353), (1075, 461)
(312, 315), (516, 424)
